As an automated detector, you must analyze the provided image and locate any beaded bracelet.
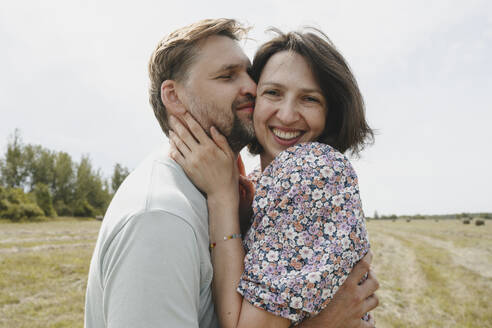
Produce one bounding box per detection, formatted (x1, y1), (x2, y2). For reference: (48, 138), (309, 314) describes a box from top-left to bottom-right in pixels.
(210, 233), (242, 249)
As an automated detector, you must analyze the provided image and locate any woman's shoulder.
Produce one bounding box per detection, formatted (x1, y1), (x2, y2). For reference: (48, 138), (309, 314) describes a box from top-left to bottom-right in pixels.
(274, 141), (349, 166)
(247, 166), (262, 186)
(263, 142), (355, 182)
(281, 141), (339, 157)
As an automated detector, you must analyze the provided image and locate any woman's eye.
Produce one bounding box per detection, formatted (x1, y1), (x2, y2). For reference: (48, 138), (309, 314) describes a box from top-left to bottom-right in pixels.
(217, 75), (232, 79)
(304, 96), (320, 103)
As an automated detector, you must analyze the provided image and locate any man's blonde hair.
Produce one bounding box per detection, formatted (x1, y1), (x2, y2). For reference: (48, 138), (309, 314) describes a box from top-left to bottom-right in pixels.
(148, 18), (250, 135)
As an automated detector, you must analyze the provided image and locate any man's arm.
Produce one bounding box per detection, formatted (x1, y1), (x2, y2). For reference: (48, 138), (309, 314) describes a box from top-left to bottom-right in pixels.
(101, 211), (201, 328)
(299, 251), (379, 328)
(232, 252), (379, 328)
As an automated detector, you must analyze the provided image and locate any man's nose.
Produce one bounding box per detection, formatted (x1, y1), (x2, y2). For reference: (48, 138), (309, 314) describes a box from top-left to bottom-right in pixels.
(239, 74), (257, 97)
(276, 99), (300, 124)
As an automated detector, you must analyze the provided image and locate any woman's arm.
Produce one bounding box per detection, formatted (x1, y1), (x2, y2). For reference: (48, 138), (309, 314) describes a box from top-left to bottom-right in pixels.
(169, 113), (290, 328)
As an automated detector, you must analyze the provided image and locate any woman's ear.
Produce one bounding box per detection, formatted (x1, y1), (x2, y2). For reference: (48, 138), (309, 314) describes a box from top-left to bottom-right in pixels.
(161, 80), (186, 115)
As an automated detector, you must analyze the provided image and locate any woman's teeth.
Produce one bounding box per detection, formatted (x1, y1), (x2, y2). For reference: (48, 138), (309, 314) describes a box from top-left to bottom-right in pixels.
(272, 128), (302, 140)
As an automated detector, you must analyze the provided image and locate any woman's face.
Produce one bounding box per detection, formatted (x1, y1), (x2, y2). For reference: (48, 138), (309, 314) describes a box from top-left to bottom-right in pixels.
(254, 51), (327, 168)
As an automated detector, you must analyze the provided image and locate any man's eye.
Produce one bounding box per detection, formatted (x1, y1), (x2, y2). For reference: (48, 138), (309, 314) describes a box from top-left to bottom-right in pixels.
(217, 72), (235, 80)
(264, 89), (279, 96)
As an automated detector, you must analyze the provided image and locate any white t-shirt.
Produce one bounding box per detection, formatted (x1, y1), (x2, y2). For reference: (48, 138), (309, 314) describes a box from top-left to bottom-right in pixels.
(85, 149), (218, 328)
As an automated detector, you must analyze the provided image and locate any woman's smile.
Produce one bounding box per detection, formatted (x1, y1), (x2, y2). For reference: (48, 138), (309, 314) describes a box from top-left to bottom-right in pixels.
(270, 126), (304, 146)
(254, 51), (327, 169)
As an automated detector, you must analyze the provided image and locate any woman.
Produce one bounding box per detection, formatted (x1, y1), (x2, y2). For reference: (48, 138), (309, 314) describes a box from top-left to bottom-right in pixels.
(169, 28), (374, 327)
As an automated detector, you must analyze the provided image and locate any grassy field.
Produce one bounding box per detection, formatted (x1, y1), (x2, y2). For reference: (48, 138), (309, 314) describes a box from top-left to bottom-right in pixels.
(0, 218), (100, 328)
(369, 219), (492, 327)
(0, 218), (491, 327)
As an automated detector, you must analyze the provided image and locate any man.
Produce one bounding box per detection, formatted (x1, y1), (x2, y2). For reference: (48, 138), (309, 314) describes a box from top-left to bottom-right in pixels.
(85, 18), (378, 328)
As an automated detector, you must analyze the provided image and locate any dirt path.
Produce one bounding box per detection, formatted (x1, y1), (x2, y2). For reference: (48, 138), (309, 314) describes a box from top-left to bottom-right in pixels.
(370, 229), (427, 327)
(0, 242), (95, 254)
(0, 234), (96, 245)
(386, 229), (492, 278)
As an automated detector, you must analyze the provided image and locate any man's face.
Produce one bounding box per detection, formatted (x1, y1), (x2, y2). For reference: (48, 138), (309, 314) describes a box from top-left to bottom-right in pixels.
(176, 35), (256, 153)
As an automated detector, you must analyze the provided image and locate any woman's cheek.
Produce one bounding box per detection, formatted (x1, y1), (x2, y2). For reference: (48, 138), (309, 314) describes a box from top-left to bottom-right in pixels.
(253, 99), (269, 136)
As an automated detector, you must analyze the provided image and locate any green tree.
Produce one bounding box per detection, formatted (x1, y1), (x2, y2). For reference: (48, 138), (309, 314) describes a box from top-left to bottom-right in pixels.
(73, 155), (110, 216)
(0, 129), (123, 218)
(0, 129), (28, 188)
(87, 169), (110, 214)
(111, 163), (130, 193)
(74, 155), (93, 202)
(24, 145), (56, 191)
(52, 151), (75, 215)
(33, 183), (56, 217)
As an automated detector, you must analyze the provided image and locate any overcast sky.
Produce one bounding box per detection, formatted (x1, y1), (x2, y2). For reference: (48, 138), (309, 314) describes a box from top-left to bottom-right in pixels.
(1, 0), (491, 216)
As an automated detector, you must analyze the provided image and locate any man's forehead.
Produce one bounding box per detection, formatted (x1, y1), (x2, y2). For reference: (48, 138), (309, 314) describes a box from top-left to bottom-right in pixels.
(195, 35), (250, 71)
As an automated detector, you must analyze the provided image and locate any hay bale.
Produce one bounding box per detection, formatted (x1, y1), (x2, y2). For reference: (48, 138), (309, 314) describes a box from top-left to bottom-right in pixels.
(475, 219), (485, 226)
(463, 219), (470, 224)
(406, 219), (411, 222)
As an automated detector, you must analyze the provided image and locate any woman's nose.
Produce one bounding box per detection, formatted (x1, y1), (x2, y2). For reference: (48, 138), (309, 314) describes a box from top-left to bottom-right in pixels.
(276, 100), (300, 124)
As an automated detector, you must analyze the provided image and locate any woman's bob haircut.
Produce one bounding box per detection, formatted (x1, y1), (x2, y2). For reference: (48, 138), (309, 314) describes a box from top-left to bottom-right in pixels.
(248, 28), (374, 156)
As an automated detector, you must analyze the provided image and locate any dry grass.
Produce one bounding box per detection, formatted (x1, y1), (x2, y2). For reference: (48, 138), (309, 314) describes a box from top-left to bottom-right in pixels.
(0, 217), (100, 328)
(1, 218), (491, 327)
(369, 220), (492, 327)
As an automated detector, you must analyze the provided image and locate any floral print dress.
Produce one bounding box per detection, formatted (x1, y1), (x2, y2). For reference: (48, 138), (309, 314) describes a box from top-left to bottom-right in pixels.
(237, 142), (370, 325)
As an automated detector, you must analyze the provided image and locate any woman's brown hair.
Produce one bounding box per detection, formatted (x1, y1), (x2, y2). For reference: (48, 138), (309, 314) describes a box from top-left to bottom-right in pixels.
(248, 28), (374, 156)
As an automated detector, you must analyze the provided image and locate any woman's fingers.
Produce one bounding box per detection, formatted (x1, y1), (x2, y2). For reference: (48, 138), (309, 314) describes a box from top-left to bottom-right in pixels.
(169, 130), (191, 157)
(169, 115), (199, 150)
(169, 139), (185, 166)
(181, 112), (212, 145)
(210, 126), (233, 156)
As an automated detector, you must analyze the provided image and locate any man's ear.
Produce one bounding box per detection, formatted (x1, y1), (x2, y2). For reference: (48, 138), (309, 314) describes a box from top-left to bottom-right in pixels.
(161, 80), (186, 115)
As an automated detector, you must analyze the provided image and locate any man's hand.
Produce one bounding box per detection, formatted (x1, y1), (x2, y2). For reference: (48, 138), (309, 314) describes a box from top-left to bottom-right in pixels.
(300, 251), (379, 328)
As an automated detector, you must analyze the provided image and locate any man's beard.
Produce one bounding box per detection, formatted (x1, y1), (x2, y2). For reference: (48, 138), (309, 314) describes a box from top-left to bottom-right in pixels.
(186, 95), (255, 153)
(226, 111), (255, 153)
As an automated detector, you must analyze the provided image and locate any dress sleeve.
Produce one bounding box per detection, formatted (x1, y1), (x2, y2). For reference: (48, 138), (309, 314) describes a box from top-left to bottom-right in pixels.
(237, 142), (370, 325)
(247, 167), (262, 188)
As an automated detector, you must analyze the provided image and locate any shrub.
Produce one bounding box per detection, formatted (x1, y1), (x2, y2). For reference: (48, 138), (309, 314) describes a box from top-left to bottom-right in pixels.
(54, 200), (73, 217)
(19, 203), (45, 221)
(33, 183), (57, 217)
(73, 199), (96, 218)
(4, 187), (33, 204)
(475, 220), (485, 226)
(1, 201), (44, 222)
(0, 187), (45, 221)
(463, 220), (470, 224)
